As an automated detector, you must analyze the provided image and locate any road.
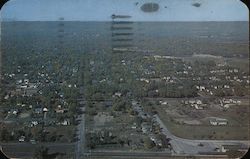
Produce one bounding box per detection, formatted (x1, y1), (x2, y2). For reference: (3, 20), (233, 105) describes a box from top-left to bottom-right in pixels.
(85, 151), (227, 159)
(154, 115), (250, 155)
(74, 55), (86, 159)
(75, 104), (85, 159)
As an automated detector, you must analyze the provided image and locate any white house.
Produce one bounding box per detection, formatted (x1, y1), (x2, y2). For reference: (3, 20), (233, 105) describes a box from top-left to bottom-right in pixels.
(210, 118), (228, 126)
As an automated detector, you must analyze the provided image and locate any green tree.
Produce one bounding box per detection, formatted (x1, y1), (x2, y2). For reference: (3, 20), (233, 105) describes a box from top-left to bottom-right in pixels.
(0, 128), (10, 142)
(143, 137), (154, 149)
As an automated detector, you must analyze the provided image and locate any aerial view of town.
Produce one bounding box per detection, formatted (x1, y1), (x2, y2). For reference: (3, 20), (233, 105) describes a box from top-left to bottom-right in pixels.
(0, 0), (249, 159)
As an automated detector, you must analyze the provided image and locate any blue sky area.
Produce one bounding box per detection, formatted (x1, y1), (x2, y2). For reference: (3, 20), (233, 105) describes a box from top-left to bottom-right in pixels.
(0, 0), (248, 21)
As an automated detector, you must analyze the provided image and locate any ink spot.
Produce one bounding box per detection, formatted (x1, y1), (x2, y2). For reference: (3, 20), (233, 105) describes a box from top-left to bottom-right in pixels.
(192, 3), (201, 7)
(141, 3), (159, 12)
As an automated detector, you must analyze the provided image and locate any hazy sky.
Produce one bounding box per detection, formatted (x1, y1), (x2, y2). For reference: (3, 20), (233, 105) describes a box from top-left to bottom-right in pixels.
(0, 0), (248, 21)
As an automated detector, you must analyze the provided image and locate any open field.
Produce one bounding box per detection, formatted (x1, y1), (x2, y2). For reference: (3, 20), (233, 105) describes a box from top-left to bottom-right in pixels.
(151, 97), (249, 140)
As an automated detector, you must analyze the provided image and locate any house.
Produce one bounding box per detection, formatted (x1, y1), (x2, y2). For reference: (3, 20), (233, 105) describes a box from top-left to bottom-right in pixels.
(140, 78), (150, 83)
(18, 136), (25, 142)
(184, 100), (189, 105)
(24, 79), (29, 84)
(217, 119), (228, 126)
(113, 92), (122, 97)
(154, 139), (163, 147)
(149, 134), (157, 142)
(131, 123), (137, 129)
(224, 85), (230, 89)
(233, 69), (239, 73)
(236, 100), (241, 104)
(189, 100), (196, 104)
(149, 133), (162, 147)
(30, 121), (39, 127)
(223, 98), (237, 104)
(210, 119), (218, 126)
(141, 122), (151, 134)
(199, 86), (205, 91)
(12, 110), (18, 115)
(160, 101), (168, 105)
(20, 85), (28, 89)
(60, 119), (70, 126)
(223, 98), (232, 104)
(210, 118), (228, 126)
(55, 108), (65, 113)
(8, 73), (15, 78)
(223, 104), (230, 109)
(9, 109), (19, 116)
(43, 107), (48, 112)
(236, 79), (242, 82)
(194, 104), (203, 110)
(17, 79), (23, 84)
(4, 94), (9, 100)
(31, 121), (38, 126)
(196, 100), (202, 105)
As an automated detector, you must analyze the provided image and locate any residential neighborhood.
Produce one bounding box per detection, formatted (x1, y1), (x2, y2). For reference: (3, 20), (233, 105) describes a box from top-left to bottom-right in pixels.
(0, 9), (249, 159)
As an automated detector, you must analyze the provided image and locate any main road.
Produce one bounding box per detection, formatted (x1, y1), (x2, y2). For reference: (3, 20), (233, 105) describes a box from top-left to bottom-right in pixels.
(86, 151), (228, 159)
(75, 56), (86, 159)
(75, 96), (85, 159)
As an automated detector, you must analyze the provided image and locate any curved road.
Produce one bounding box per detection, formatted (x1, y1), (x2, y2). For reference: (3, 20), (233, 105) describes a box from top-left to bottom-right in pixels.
(154, 115), (249, 155)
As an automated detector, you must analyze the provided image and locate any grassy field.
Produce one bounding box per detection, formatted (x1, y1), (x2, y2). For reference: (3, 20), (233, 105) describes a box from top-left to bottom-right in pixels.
(155, 104), (249, 140)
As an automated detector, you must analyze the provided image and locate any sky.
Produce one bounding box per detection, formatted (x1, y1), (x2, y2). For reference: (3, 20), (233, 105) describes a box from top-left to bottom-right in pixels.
(0, 0), (248, 21)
